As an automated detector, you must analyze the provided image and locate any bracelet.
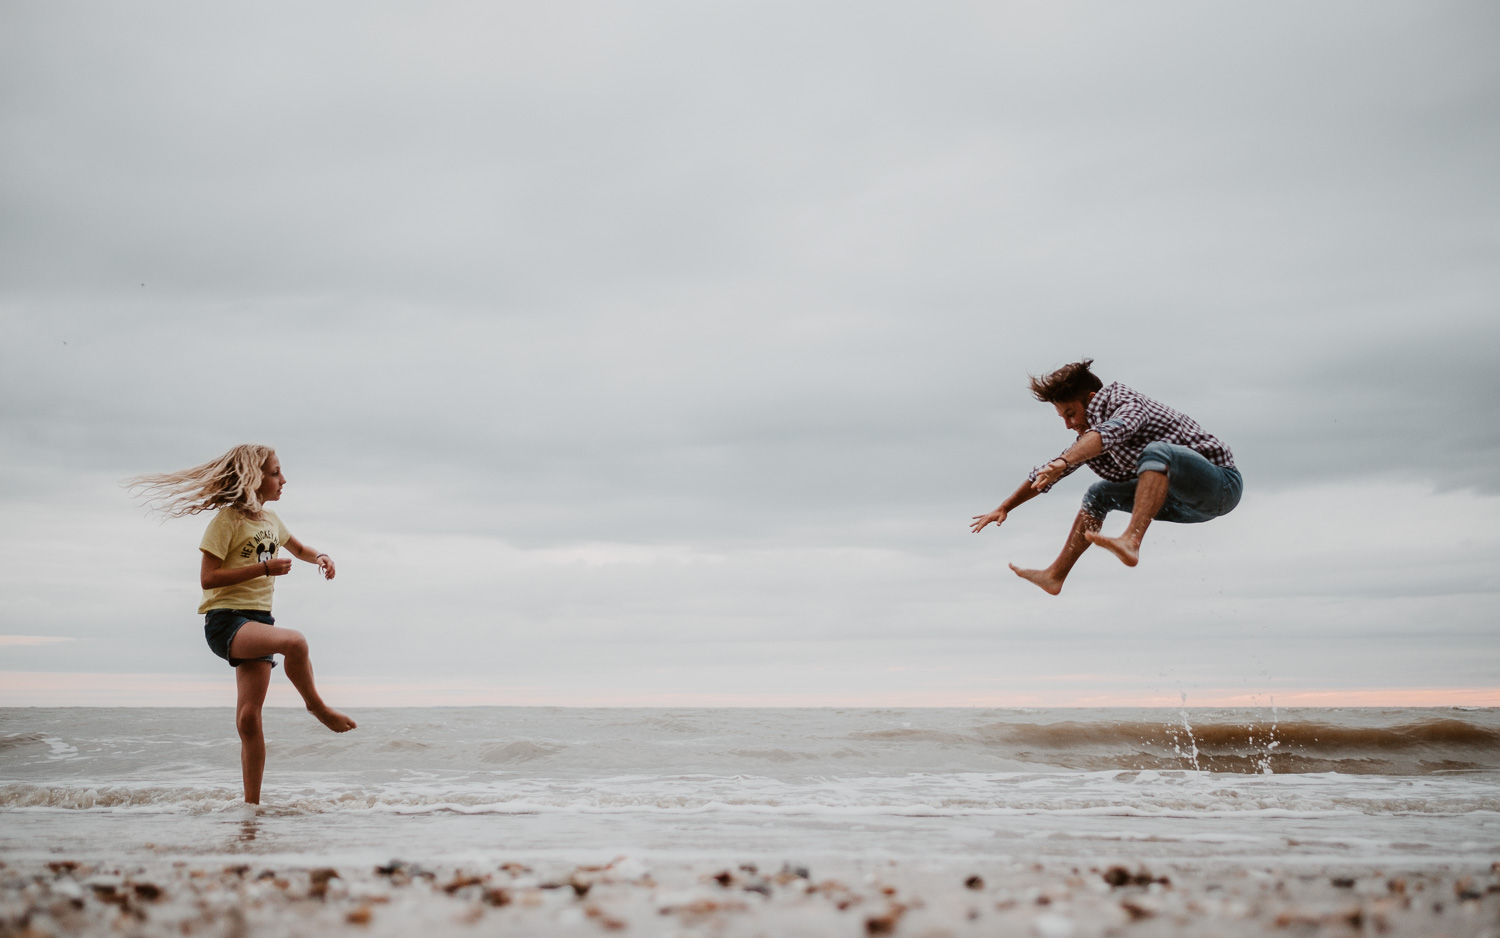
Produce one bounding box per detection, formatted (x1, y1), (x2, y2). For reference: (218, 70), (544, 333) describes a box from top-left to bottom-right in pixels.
(315, 553), (329, 561)
(1053, 457), (1070, 470)
(263, 561), (270, 576)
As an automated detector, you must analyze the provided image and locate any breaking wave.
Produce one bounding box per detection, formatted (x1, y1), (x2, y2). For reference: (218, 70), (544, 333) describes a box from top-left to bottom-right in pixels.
(978, 718), (1500, 775)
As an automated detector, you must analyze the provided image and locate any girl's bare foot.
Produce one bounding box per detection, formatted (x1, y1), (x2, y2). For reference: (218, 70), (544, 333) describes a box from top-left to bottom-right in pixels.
(1084, 530), (1140, 566)
(309, 706), (357, 732)
(1009, 563), (1064, 595)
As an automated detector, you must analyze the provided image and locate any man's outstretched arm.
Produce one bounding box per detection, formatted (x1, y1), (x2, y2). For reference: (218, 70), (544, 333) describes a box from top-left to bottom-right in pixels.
(971, 479), (1041, 533)
(973, 431), (1106, 533)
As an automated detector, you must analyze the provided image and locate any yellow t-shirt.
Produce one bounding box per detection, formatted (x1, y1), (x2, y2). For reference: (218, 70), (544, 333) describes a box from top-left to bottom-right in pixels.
(197, 508), (293, 614)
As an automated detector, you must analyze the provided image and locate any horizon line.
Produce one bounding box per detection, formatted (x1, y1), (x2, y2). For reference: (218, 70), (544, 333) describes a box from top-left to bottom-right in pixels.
(2, 672), (1497, 709)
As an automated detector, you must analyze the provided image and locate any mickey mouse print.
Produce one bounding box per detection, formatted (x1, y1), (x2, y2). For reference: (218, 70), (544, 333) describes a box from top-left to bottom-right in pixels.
(238, 524), (281, 566)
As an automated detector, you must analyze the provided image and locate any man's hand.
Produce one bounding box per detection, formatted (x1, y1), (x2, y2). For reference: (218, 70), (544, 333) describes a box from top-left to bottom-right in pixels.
(970, 507), (1008, 534)
(1031, 458), (1068, 492)
(265, 556), (294, 576)
(316, 554), (337, 580)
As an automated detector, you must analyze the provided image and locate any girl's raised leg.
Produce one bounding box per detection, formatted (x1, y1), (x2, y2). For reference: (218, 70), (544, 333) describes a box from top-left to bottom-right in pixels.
(229, 623), (357, 732)
(235, 660), (273, 804)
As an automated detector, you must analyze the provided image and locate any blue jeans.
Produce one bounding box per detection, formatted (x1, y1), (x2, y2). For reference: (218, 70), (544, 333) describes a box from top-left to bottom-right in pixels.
(1081, 442), (1242, 523)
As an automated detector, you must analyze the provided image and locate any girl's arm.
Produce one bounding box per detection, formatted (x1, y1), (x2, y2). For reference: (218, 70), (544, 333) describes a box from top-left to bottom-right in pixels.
(284, 534), (336, 580)
(200, 550), (291, 590)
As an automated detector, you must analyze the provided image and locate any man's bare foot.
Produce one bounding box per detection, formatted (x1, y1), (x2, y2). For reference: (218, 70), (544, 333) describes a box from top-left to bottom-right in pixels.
(309, 706), (357, 732)
(1009, 563), (1064, 595)
(1085, 531), (1140, 567)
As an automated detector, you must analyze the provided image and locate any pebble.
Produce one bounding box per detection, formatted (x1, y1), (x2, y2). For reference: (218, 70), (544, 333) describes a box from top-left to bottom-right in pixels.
(1033, 911), (1076, 937)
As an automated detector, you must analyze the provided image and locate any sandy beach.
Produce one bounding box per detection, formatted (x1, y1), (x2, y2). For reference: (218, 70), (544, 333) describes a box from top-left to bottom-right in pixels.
(6, 853), (1500, 938)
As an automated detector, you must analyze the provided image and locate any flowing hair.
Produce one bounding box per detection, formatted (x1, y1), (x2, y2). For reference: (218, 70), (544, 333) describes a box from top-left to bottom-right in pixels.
(1028, 359), (1104, 404)
(126, 444), (276, 520)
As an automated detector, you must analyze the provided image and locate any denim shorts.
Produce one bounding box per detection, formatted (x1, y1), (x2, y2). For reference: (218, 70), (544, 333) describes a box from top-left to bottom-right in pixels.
(1081, 441), (1243, 524)
(204, 609), (278, 668)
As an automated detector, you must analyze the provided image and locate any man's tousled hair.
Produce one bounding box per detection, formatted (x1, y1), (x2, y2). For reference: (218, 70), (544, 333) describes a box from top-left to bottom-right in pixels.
(1029, 359), (1103, 404)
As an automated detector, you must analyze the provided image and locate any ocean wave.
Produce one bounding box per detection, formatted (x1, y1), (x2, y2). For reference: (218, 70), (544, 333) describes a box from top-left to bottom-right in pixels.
(5, 771), (1496, 817)
(723, 749), (822, 763)
(0, 733), (48, 753)
(478, 741), (566, 764)
(983, 717), (1500, 752)
(4, 710), (1496, 790)
(974, 718), (1500, 775)
(848, 728), (971, 745)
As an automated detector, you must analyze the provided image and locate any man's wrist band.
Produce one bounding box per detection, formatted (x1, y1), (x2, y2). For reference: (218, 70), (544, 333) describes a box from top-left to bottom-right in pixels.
(263, 561), (269, 576)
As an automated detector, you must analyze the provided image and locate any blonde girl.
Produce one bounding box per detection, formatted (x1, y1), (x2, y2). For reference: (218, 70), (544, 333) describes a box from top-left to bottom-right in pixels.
(130, 444), (355, 804)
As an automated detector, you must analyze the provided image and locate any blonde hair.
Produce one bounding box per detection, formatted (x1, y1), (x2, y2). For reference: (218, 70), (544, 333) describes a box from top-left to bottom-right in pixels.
(126, 444), (277, 520)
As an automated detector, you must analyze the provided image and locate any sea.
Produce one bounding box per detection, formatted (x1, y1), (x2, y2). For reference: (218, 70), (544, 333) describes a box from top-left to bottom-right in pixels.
(2, 706), (1497, 871)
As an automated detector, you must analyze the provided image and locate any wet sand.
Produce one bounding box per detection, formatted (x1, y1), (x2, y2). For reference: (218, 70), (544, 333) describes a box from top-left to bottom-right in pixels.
(5, 854), (1497, 938)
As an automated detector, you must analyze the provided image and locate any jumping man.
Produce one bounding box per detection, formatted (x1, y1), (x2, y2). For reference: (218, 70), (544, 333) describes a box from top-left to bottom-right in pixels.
(970, 360), (1242, 594)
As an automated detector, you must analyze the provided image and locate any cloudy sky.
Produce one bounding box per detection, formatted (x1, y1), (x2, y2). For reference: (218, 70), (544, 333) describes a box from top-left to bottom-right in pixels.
(3, 1), (1497, 708)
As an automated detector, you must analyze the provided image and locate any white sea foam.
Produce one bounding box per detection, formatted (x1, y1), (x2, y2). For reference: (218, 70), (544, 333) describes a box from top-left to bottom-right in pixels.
(41, 737), (79, 761)
(4, 768), (1496, 819)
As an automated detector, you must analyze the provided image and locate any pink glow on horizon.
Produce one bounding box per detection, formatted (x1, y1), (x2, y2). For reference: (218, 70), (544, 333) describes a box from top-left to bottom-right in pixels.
(2, 672), (1497, 709)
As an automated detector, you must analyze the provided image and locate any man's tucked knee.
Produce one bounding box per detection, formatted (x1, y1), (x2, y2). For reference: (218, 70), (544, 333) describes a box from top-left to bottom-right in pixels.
(1081, 485), (1103, 516)
(1136, 440), (1174, 477)
(1082, 479), (1131, 519)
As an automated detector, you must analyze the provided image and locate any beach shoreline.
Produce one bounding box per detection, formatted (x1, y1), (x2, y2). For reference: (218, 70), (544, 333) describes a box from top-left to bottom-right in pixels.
(6, 851), (1498, 938)
(5, 706), (1498, 935)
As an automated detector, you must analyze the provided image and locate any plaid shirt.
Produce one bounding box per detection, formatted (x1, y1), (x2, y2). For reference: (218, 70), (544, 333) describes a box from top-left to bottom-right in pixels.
(1029, 382), (1235, 492)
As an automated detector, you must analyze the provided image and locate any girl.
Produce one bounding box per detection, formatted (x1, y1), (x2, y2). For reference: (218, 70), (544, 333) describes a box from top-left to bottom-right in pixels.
(130, 444), (356, 804)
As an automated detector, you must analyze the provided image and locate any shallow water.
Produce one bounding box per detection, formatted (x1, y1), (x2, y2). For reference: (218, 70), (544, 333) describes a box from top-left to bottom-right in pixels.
(2, 706), (1496, 866)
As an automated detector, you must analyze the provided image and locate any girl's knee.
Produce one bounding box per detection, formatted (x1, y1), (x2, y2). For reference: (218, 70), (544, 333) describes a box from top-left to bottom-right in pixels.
(281, 629), (309, 655)
(236, 708), (262, 738)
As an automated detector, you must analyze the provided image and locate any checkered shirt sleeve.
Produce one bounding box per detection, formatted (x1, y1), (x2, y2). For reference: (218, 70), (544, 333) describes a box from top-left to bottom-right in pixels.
(1026, 382), (1235, 491)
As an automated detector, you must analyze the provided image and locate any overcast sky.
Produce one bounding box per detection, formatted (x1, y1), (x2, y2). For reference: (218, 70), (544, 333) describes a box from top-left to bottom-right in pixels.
(2, 1), (1497, 707)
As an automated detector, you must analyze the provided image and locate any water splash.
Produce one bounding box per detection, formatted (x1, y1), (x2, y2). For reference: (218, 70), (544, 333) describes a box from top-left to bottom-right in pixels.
(1256, 696), (1280, 775)
(1244, 695), (1280, 775)
(1173, 692), (1202, 771)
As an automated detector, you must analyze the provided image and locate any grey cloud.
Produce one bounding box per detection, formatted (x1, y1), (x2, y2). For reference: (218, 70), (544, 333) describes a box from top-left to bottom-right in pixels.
(6, 303), (1495, 557)
(3, 1), (1500, 697)
(6, 2), (1497, 306)
(1218, 323), (1500, 494)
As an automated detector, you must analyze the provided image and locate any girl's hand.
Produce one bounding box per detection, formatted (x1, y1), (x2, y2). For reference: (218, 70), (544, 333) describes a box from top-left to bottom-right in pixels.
(317, 554), (337, 580)
(266, 557), (294, 576)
